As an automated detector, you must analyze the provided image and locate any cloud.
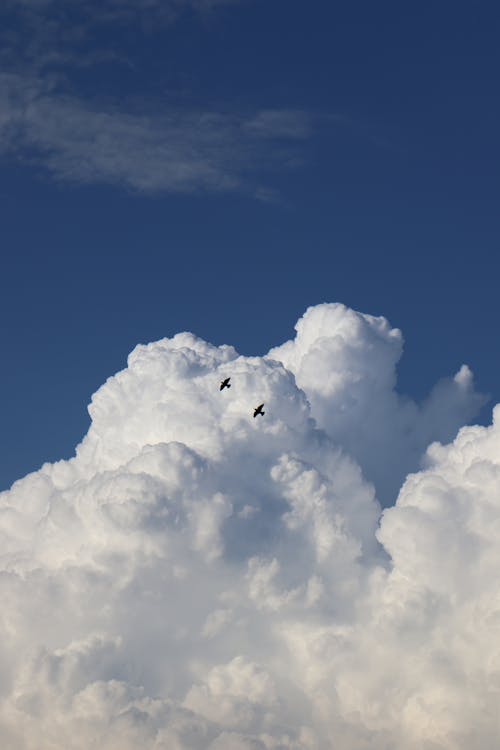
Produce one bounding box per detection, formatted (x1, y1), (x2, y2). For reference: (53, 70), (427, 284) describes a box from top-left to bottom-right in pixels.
(4, 0), (238, 29)
(0, 302), (495, 748)
(0, 0), (316, 196)
(9, 0), (236, 12)
(0, 0), (240, 72)
(269, 304), (486, 504)
(7, 0), (241, 78)
(0, 73), (311, 193)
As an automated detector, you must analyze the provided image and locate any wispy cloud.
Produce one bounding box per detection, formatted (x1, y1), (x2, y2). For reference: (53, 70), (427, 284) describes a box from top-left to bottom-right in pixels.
(5, 0), (238, 21)
(0, 0), (317, 196)
(1, 0), (241, 72)
(0, 73), (311, 193)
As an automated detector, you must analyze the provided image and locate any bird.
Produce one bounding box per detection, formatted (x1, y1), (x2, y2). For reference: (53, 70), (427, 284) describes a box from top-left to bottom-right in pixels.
(220, 377), (231, 391)
(253, 403), (265, 417)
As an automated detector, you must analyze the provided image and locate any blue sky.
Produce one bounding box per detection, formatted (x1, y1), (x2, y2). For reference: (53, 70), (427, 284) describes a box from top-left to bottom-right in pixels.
(1, 0), (499, 490)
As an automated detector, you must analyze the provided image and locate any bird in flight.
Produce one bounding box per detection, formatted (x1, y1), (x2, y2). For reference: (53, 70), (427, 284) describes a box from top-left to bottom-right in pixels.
(253, 403), (265, 418)
(220, 377), (231, 391)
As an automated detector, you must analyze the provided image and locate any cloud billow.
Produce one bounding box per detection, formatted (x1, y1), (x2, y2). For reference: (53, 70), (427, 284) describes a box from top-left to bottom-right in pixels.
(0, 303), (496, 749)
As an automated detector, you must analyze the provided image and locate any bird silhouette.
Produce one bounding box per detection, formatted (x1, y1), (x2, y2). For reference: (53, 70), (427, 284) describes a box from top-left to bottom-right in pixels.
(220, 377), (231, 391)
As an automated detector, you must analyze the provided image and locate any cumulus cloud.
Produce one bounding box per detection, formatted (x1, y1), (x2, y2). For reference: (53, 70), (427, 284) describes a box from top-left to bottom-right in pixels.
(269, 304), (486, 504)
(0, 302), (496, 749)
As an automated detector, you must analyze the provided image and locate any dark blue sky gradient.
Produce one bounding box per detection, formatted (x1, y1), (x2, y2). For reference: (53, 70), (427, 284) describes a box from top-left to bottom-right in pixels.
(1, 1), (499, 489)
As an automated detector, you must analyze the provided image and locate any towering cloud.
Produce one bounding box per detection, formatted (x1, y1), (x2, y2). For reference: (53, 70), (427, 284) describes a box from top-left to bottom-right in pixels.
(269, 304), (484, 504)
(0, 303), (496, 749)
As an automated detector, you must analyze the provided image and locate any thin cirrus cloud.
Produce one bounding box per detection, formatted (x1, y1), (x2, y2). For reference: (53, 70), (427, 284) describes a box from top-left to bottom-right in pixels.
(0, 302), (497, 749)
(0, 73), (312, 194)
(0, 1), (241, 73)
(0, 0), (315, 196)
(9, 0), (238, 10)
(4, 0), (239, 22)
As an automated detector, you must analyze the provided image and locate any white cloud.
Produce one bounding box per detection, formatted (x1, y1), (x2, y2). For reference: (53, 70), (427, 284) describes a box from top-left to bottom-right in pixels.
(4, 0), (239, 26)
(0, 0), (315, 196)
(269, 304), (485, 504)
(1, 0), (240, 73)
(0, 73), (310, 193)
(9, 0), (237, 11)
(0, 302), (496, 748)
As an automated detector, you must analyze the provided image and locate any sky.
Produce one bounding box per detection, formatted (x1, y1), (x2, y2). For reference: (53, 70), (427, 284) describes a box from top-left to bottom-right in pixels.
(1, 5), (500, 744)
(1, 0), (499, 490)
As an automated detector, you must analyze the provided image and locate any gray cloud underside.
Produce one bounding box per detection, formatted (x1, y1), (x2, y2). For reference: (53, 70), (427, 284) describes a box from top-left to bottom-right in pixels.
(0, 73), (310, 193)
(0, 303), (496, 749)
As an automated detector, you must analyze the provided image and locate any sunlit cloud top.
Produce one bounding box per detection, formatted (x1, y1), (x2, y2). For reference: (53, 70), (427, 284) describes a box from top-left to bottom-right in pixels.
(0, 303), (496, 749)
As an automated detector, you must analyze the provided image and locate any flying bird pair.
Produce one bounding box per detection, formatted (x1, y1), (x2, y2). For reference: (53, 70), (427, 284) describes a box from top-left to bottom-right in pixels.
(219, 377), (265, 418)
